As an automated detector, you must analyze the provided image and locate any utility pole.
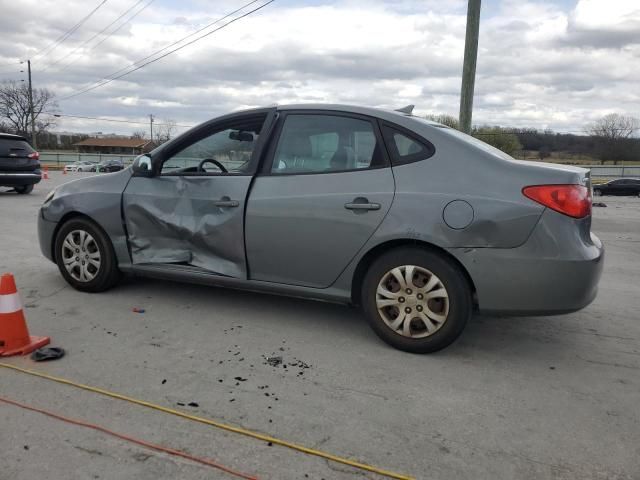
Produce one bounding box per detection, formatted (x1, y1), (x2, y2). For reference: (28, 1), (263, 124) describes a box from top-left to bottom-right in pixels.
(149, 114), (154, 142)
(459, 0), (481, 134)
(27, 60), (37, 148)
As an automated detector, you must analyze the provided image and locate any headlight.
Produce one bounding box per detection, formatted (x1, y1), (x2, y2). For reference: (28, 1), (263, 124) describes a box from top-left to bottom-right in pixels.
(43, 189), (56, 204)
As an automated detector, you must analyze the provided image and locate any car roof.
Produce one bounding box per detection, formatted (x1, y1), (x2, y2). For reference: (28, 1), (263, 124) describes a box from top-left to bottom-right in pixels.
(275, 103), (442, 125)
(224, 104), (442, 127)
(0, 132), (28, 142)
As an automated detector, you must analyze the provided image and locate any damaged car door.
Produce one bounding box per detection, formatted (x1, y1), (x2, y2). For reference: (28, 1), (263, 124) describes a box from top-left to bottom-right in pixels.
(122, 111), (271, 278)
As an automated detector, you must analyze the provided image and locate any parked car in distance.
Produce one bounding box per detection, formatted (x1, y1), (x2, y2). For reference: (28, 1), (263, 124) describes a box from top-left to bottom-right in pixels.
(64, 161), (97, 173)
(38, 104), (604, 353)
(593, 178), (640, 197)
(96, 159), (124, 173)
(0, 133), (41, 194)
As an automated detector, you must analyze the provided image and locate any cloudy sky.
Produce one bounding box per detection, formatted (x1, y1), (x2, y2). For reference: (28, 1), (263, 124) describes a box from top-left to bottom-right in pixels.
(0, 0), (638, 136)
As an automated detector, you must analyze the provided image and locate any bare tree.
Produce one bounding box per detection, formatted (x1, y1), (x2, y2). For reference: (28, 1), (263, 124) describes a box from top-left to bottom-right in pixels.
(586, 113), (640, 165)
(0, 80), (58, 137)
(130, 130), (147, 140)
(154, 119), (177, 145)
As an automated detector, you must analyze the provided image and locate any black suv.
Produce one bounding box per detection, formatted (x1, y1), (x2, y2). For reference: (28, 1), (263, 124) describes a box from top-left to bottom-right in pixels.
(96, 159), (124, 173)
(593, 178), (640, 197)
(0, 133), (41, 194)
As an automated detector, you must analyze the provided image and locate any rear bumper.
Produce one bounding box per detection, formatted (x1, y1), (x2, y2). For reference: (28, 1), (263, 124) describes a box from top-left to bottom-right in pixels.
(0, 170), (42, 187)
(37, 209), (57, 263)
(449, 210), (604, 315)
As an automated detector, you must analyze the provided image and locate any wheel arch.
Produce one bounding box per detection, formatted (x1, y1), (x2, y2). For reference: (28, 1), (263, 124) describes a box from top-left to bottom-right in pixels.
(51, 212), (107, 262)
(350, 239), (478, 307)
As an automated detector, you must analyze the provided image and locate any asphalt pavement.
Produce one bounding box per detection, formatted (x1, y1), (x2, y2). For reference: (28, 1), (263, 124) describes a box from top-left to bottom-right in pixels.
(1, 171), (638, 480)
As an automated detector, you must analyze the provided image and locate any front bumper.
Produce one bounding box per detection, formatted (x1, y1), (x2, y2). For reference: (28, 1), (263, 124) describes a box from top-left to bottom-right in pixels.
(37, 209), (57, 263)
(0, 170), (42, 187)
(450, 209), (604, 315)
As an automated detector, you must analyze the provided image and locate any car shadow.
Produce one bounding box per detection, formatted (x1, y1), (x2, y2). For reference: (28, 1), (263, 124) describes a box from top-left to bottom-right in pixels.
(109, 275), (576, 360)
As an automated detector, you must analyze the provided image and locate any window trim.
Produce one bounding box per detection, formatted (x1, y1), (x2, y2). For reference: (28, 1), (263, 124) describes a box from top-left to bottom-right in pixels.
(152, 110), (274, 178)
(259, 110), (391, 177)
(380, 121), (435, 166)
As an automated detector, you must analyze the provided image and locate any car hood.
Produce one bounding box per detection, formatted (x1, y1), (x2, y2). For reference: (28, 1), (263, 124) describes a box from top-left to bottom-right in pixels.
(54, 167), (132, 196)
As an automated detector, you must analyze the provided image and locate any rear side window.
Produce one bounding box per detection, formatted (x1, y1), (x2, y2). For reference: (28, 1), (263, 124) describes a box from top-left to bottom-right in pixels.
(0, 139), (34, 157)
(381, 125), (434, 165)
(271, 114), (385, 174)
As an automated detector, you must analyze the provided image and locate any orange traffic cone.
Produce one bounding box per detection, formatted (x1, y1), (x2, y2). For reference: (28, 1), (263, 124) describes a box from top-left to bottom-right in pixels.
(43, 166), (49, 180)
(0, 273), (50, 357)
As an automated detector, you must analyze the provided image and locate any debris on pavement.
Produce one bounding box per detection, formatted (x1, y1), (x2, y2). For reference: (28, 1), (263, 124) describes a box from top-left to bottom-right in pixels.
(593, 202), (607, 207)
(132, 307), (146, 313)
(30, 347), (65, 362)
(265, 356), (282, 367)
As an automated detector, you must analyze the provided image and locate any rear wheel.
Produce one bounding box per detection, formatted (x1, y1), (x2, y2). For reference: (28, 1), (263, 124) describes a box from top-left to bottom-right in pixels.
(361, 247), (472, 353)
(593, 188), (602, 196)
(54, 217), (120, 292)
(15, 184), (34, 194)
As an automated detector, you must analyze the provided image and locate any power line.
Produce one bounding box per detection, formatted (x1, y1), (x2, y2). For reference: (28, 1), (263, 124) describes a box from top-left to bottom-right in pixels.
(67, 0), (261, 95)
(55, 0), (156, 73)
(41, 0), (148, 73)
(89, 0), (155, 52)
(33, 1), (108, 61)
(60, 0), (274, 101)
(44, 111), (193, 128)
(87, 0), (262, 86)
(0, 60), (22, 68)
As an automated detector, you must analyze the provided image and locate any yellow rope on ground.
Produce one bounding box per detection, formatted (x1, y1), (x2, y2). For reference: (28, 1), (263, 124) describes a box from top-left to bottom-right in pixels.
(0, 362), (414, 480)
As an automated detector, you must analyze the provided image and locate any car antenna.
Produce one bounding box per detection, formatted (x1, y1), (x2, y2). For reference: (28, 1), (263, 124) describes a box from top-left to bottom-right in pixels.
(395, 105), (415, 115)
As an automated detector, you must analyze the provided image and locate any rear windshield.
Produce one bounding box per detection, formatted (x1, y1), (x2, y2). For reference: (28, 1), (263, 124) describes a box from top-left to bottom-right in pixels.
(0, 138), (34, 156)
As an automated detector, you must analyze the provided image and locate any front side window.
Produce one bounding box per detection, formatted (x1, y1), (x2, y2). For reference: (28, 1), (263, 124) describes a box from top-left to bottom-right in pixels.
(161, 116), (265, 175)
(271, 114), (384, 174)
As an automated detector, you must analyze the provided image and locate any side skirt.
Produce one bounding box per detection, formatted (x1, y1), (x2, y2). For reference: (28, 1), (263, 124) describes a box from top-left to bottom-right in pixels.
(121, 263), (352, 305)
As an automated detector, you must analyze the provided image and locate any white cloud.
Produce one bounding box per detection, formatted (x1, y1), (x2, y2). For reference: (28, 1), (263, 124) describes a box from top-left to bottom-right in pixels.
(0, 0), (638, 134)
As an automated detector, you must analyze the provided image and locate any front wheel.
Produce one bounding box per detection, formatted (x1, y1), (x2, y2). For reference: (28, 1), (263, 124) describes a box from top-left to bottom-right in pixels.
(361, 247), (472, 353)
(54, 217), (120, 292)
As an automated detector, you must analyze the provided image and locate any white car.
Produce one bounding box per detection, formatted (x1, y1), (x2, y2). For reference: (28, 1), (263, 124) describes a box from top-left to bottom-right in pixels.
(63, 161), (96, 173)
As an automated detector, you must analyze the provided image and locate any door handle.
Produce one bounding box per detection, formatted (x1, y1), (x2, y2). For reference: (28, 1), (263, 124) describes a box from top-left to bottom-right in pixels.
(212, 198), (239, 208)
(345, 197), (381, 211)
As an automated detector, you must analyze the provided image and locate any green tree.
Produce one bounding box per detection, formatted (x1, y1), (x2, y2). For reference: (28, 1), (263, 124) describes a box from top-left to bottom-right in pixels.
(425, 114), (459, 129)
(472, 126), (522, 156)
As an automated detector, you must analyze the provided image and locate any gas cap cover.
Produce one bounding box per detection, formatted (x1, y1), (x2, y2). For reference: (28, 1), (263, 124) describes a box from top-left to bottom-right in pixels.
(442, 200), (474, 230)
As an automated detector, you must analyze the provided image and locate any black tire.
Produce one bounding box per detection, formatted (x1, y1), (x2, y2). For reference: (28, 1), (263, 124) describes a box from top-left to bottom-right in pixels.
(361, 247), (472, 353)
(54, 217), (120, 292)
(15, 184), (34, 194)
(593, 188), (602, 197)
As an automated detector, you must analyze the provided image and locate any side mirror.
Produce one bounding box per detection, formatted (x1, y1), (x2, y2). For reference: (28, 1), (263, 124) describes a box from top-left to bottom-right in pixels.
(131, 154), (154, 177)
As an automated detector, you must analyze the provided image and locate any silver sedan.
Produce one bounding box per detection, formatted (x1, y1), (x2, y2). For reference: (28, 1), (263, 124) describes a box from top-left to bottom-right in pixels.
(38, 104), (604, 353)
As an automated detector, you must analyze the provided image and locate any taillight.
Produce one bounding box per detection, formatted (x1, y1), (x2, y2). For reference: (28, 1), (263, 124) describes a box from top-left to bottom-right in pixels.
(522, 184), (591, 218)
(28, 151), (40, 160)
